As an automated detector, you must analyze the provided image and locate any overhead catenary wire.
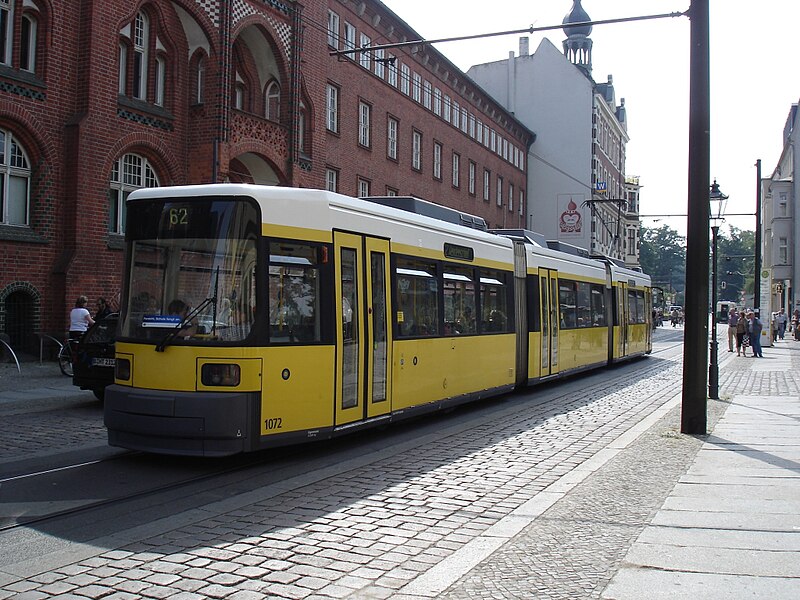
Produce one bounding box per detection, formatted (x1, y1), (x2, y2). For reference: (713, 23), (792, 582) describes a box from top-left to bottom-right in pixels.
(329, 11), (688, 58)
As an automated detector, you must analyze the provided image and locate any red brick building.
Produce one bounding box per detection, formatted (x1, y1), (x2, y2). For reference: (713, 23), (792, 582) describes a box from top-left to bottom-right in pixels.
(0, 0), (532, 355)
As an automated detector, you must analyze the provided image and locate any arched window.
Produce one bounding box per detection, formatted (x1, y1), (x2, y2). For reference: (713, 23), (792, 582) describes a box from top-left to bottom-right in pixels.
(265, 81), (280, 121)
(0, 129), (31, 226)
(109, 154), (159, 234)
(20, 13), (37, 72)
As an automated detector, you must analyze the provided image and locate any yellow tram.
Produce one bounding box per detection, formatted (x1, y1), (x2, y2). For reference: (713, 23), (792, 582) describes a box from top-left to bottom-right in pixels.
(104, 185), (651, 456)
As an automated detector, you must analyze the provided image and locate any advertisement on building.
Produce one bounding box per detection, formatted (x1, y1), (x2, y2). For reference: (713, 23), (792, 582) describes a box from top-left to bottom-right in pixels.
(557, 194), (585, 238)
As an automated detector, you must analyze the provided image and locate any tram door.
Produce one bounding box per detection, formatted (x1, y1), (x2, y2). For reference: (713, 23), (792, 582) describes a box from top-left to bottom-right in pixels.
(619, 282), (629, 357)
(540, 269), (559, 376)
(334, 233), (392, 426)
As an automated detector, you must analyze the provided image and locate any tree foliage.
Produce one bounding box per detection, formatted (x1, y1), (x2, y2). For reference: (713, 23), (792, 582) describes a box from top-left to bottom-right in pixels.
(639, 225), (686, 305)
(639, 224), (755, 308)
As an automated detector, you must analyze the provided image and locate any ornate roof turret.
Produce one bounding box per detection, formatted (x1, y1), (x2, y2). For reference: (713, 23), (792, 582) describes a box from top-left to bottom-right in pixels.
(562, 0), (593, 76)
(562, 0), (592, 36)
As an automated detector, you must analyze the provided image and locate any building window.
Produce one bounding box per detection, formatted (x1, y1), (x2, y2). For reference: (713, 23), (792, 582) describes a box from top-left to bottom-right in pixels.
(234, 81), (245, 110)
(386, 187), (398, 196)
(423, 81), (432, 110)
(497, 177), (503, 206)
(387, 117), (398, 160)
(0, 0), (12, 65)
(508, 184), (513, 212)
(154, 55), (166, 106)
(519, 189), (524, 216)
(400, 63), (410, 95)
(461, 110), (468, 133)
(326, 168), (339, 192)
(20, 13), (37, 72)
(469, 115), (476, 139)
(412, 72), (421, 103)
(358, 178), (371, 197)
(433, 142), (442, 180)
(374, 48), (385, 78)
(359, 33), (371, 69)
(132, 12), (149, 100)
(452, 153), (460, 188)
(109, 153), (159, 234)
(412, 130), (422, 171)
(327, 10), (339, 47)
(118, 43), (128, 94)
(468, 161), (476, 196)
(266, 80), (281, 121)
(779, 237), (788, 264)
(388, 55), (398, 87)
(193, 53), (206, 104)
(627, 228), (636, 256)
(343, 22), (355, 54)
(433, 88), (442, 116)
(483, 169), (490, 201)
(326, 84), (338, 132)
(452, 102), (459, 127)
(358, 101), (371, 148)
(443, 96), (451, 122)
(490, 129), (497, 153)
(0, 130), (30, 226)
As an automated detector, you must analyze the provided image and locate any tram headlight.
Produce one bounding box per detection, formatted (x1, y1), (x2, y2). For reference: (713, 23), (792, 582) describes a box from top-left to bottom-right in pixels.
(201, 363), (241, 387)
(115, 358), (131, 381)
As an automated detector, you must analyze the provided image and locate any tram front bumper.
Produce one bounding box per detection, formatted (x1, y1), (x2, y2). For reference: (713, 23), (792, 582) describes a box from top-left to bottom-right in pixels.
(103, 384), (256, 456)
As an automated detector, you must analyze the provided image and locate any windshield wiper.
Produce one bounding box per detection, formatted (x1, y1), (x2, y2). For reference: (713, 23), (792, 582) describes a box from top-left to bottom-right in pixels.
(155, 268), (220, 352)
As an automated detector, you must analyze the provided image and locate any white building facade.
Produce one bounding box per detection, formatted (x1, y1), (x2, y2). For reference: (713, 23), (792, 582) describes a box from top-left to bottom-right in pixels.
(763, 103), (799, 315)
(467, 0), (638, 265)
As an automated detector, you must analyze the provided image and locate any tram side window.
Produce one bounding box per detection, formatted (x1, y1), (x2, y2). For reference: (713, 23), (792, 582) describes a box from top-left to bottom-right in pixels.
(444, 266), (476, 335)
(627, 290), (646, 324)
(576, 282), (592, 327)
(396, 258), (439, 337)
(268, 242), (323, 343)
(591, 285), (607, 326)
(559, 281), (577, 329)
(480, 269), (510, 333)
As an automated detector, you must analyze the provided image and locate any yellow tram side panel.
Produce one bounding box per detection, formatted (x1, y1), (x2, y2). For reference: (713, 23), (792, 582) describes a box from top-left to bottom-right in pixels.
(626, 323), (650, 355)
(527, 331), (542, 380)
(259, 345), (335, 436)
(392, 335), (516, 410)
(558, 327), (608, 371)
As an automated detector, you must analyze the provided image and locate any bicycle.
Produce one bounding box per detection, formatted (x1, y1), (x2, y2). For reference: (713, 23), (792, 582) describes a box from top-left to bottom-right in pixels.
(58, 337), (80, 377)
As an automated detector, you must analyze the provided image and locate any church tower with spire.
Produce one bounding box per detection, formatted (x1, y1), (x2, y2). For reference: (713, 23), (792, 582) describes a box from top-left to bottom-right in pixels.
(562, 0), (593, 76)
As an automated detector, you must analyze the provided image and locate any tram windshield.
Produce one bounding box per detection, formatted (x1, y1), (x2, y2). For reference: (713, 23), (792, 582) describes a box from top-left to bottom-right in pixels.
(119, 197), (259, 344)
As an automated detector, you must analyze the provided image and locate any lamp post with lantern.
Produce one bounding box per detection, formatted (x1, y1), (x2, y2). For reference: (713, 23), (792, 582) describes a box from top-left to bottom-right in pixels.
(708, 179), (728, 400)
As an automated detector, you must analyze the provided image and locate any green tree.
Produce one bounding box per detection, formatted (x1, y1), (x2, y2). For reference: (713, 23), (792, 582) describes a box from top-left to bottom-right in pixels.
(717, 225), (755, 303)
(640, 225), (686, 307)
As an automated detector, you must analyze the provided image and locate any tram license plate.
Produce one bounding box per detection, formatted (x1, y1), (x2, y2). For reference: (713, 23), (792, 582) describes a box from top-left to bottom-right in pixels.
(92, 357), (116, 367)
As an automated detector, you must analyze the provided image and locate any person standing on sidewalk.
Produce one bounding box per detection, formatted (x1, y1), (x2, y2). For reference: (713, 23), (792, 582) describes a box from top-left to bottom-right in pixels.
(747, 311), (764, 358)
(727, 308), (739, 352)
(776, 308), (787, 340)
(735, 310), (748, 356)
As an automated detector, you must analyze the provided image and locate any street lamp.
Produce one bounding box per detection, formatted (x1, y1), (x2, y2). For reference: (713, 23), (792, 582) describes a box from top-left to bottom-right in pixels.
(708, 179), (729, 400)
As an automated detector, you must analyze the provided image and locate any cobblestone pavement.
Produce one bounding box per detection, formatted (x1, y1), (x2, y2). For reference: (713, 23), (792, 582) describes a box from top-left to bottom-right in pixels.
(3, 330), (778, 600)
(0, 362), (104, 464)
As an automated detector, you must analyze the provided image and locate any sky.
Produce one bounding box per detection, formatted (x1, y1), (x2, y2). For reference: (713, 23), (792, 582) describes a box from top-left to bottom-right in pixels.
(379, 0), (800, 236)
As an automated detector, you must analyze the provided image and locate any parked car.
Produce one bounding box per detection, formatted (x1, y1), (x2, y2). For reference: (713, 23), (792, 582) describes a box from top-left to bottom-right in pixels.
(73, 313), (118, 401)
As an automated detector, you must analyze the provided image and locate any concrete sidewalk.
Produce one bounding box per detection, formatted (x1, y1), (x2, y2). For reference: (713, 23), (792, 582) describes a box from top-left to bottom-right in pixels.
(0, 361), (90, 410)
(603, 352), (800, 599)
